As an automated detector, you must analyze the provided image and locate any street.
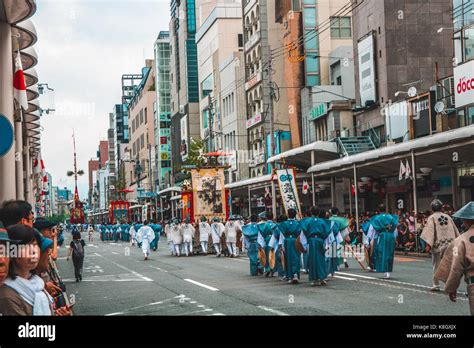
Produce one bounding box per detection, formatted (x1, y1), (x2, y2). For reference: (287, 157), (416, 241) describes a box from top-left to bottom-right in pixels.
(56, 230), (471, 316)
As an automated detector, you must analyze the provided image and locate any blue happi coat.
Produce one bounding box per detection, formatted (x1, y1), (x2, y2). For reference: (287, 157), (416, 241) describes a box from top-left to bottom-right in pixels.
(257, 220), (277, 272)
(150, 224), (162, 250)
(278, 219), (302, 279)
(364, 214), (399, 273)
(242, 222), (262, 276)
(301, 217), (332, 282)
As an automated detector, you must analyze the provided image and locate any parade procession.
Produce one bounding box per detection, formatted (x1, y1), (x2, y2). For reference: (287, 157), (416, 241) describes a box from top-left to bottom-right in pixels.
(2, 1), (474, 345)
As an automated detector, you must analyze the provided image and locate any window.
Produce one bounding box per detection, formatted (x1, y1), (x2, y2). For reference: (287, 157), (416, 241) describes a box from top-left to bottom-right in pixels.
(330, 17), (352, 38)
(306, 57), (319, 73)
(464, 27), (474, 61)
(144, 107), (147, 124)
(140, 109), (144, 124)
(305, 30), (318, 50)
(201, 74), (213, 99)
(238, 34), (243, 48)
(307, 75), (320, 86)
(141, 134), (144, 149)
(303, 7), (316, 28)
(133, 142), (136, 157)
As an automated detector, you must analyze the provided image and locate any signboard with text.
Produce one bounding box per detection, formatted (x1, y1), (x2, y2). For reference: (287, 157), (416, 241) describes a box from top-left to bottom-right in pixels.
(276, 169), (301, 216)
(453, 60), (474, 108)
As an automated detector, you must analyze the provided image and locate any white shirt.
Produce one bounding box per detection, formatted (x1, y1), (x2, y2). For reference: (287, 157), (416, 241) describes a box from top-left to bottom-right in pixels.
(211, 222), (225, 244)
(198, 222), (211, 242)
(171, 224), (183, 244)
(181, 224), (195, 243)
(224, 221), (241, 243)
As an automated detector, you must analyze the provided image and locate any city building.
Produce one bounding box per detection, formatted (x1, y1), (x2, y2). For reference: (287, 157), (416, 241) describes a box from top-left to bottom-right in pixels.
(169, 0), (201, 185)
(127, 59), (157, 200)
(153, 31), (172, 191)
(0, 0), (40, 205)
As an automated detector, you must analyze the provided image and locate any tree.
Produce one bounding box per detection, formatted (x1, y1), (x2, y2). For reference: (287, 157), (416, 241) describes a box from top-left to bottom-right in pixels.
(181, 138), (207, 171)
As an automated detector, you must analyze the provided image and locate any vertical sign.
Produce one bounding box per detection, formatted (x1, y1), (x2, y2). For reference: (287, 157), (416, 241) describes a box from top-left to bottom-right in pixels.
(358, 33), (376, 106)
(276, 169), (301, 215)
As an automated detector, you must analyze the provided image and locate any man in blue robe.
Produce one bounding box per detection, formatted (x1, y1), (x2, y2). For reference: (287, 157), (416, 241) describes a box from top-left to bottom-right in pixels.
(99, 224), (106, 241)
(363, 209), (399, 279)
(329, 207), (351, 269)
(257, 212), (278, 277)
(301, 207), (332, 286)
(323, 208), (341, 279)
(242, 215), (263, 276)
(278, 208), (302, 284)
(150, 222), (162, 251)
(269, 216), (286, 280)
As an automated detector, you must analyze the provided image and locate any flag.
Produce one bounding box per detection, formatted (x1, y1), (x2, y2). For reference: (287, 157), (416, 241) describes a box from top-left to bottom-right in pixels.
(399, 160), (406, 181)
(302, 180), (309, 195)
(33, 153), (45, 174)
(405, 160), (412, 180)
(13, 51), (28, 110)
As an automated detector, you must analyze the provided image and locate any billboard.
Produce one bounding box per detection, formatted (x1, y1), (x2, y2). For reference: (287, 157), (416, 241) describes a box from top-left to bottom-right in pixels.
(191, 168), (226, 221)
(180, 115), (188, 160)
(453, 60), (474, 108)
(358, 33), (376, 106)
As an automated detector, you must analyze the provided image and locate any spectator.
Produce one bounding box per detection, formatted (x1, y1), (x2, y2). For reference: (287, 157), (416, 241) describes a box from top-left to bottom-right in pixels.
(0, 200), (34, 228)
(0, 224), (53, 315)
(0, 221), (18, 285)
(34, 218), (58, 260)
(67, 231), (85, 282)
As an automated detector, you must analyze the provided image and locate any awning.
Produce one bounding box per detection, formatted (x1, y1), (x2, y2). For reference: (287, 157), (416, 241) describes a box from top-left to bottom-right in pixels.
(170, 195), (181, 201)
(158, 186), (181, 195)
(267, 140), (338, 168)
(225, 174), (273, 190)
(308, 125), (474, 178)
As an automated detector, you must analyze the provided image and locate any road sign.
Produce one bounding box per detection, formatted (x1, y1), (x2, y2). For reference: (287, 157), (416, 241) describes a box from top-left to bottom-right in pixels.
(0, 115), (14, 158)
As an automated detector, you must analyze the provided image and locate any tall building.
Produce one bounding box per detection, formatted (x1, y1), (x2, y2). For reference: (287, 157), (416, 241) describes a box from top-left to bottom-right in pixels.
(169, 0), (201, 184)
(154, 31), (172, 191)
(242, 0), (291, 178)
(87, 159), (99, 206)
(127, 60), (157, 199)
(98, 140), (109, 167)
(195, 0), (249, 183)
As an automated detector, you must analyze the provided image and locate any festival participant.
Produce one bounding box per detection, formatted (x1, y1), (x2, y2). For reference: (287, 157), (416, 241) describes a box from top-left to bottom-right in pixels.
(164, 220), (175, 255)
(362, 206), (399, 279)
(278, 208), (302, 284)
(170, 219), (182, 256)
(301, 207), (331, 286)
(150, 221), (162, 252)
(269, 216), (286, 280)
(225, 215), (242, 258)
(437, 202), (474, 315)
(181, 218), (195, 256)
(323, 208), (340, 279)
(421, 199), (460, 291)
(136, 221), (155, 260)
(299, 210), (312, 274)
(329, 207), (351, 269)
(242, 215), (262, 276)
(129, 223), (136, 246)
(134, 222), (143, 248)
(114, 222), (121, 242)
(87, 224), (94, 242)
(198, 216), (211, 255)
(211, 217), (225, 257)
(257, 212), (277, 276)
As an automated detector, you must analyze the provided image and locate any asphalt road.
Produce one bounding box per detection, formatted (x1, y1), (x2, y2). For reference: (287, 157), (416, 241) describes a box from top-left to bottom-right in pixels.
(54, 230), (471, 316)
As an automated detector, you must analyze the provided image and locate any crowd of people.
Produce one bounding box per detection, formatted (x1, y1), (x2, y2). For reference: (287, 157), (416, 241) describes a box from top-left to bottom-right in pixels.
(0, 200), (73, 316)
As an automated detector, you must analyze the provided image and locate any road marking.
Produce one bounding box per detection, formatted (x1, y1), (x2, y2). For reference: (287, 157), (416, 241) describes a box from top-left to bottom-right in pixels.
(184, 279), (219, 291)
(336, 271), (376, 280)
(105, 296), (190, 316)
(257, 306), (289, 316)
(149, 266), (168, 273)
(333, 275), (356, 281)
(94, 253), (153, 281)
(111, 252), (119, 255)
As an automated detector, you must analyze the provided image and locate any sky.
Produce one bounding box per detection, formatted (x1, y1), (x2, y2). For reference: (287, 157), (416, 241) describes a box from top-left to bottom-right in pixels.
(34, 0), (170, 200)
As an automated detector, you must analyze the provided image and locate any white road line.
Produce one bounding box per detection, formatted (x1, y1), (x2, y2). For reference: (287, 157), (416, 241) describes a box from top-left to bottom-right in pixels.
(94, 253), (153, 281)
(105, 296), (184, 316)
(336, 271), (376, 280)
(257, 305), (289, 316)
(333, 275), (356, 281)
(184, 279), (219, 291)
(111, 252), (119, 255)
(149, 266), (168, 273)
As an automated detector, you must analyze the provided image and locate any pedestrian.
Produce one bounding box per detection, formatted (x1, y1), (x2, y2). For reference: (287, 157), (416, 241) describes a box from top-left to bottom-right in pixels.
(421, 199), (460, 291)
(301, 207), (332, 286)
(242, 215), (262, 276)
(278, 208), (302, 284)
(136, 221), (155, 260)
(87, 224), (94, 242)
(257, 212), (276, 276)
(0, 224), (53, 315)
(67, 231), (86, 282)
(225, 215), (242, 258)
(362, 206), (399, 279)
(181, 218), (195, 256)
(210, 217), (225, 257)
(198, 216), (211, 255)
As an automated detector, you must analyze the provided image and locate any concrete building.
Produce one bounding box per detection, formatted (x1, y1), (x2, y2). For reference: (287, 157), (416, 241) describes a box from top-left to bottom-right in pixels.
(242, 0), (290, 178)
(127, 60), (156, 200)
(153, 31), (172, 191)
(351, 0), (454, 140)
(169, 0), (201, 185)
(0, 1), (40, 205)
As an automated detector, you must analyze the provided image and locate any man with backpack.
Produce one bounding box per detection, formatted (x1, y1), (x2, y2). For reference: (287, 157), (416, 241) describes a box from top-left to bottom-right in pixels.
(67, 231), (86, 282)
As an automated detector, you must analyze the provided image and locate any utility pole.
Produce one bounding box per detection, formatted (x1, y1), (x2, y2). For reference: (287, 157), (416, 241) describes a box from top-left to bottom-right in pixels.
(208, 94), (214, 153)
(267, 46), (277, 218)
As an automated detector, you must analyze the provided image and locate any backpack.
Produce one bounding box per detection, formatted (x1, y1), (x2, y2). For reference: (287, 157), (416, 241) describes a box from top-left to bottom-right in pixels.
(72, 240), (84, 258)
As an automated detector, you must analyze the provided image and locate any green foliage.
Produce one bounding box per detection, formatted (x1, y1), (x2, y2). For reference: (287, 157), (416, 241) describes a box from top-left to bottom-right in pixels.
(181, 138), (207, 172)
(48, 214), (69, 224)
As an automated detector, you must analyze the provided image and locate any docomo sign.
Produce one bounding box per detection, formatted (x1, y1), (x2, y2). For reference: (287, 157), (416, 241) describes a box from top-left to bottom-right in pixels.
(454, 60), (474, 108)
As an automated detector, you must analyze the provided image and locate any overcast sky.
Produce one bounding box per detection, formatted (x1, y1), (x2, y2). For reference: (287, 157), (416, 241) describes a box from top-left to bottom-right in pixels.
(35, 0), (169, 200)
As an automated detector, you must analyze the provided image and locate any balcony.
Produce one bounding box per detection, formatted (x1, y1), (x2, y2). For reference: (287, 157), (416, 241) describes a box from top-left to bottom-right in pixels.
(245, 71), (262, 91)
(249, 152), (265, 168)
(246, 112), (262, 129)
(244, 31), (260, 52)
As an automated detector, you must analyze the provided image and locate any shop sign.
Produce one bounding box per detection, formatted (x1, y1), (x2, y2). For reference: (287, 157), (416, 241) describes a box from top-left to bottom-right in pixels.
(453, 60), (474, 108)
(309, 103), (327, 121)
